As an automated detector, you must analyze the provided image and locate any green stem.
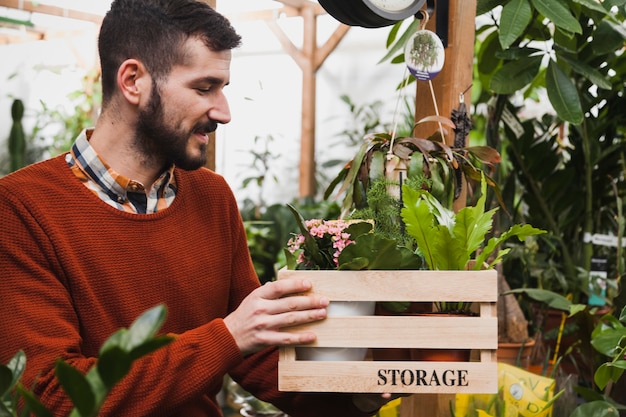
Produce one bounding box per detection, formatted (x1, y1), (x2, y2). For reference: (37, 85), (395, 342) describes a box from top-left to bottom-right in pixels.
(580, 119), (594, 272)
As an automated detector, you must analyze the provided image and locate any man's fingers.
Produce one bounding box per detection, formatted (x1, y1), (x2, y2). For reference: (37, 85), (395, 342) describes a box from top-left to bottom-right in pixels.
(261, 279), (312, 299)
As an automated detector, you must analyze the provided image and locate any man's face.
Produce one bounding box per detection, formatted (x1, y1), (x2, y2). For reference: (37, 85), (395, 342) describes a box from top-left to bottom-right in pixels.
(134, 37), (232, 171)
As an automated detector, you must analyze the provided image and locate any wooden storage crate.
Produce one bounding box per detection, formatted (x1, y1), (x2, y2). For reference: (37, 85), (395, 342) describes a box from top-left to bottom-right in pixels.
(277, 268), (498, 394)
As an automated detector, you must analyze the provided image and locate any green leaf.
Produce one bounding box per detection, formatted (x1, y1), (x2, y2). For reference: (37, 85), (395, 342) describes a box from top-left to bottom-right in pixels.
(55, 360), (95, 417)
(286, 204), (325, 268)
(343, 221), (373, 240)
(571, 400), (620, 417)
(338, 233), (422, 270)
(475, 223), (546, 267)
(477, 31), (503, 76)
(97, 346), (131, 389)
(619, 305), (626, 323)
(477, 0), (506, 16)
(591, 329), (626, 356)
(490, 55), (542, 94)
(4, 351), (26, 392)
(499, 0), (532, 49)
(385, 21), (402, 48)
(129, 336), (175, 361)
(592, 20), (626, 55)
(557, 54), (612, 90)
(571, 0), (608, 14)
(0, 366), (12, 398)
(369, 150), (386, 181)
(15, 386), (53, 417)
(0, 402), (12, 417)
(125, 304), (168, 352)
(401, 186), (439, 269)
(99, 328), (127, 354)
(546, 60), (584, 124)
(454, 207), (496, 268)
(504, 288), (584, 313)
(530, 0), (582, 34)
(378, 18), (422, 64)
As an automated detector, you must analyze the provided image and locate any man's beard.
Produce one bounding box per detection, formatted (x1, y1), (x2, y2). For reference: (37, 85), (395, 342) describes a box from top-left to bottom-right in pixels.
(134, 81), (217, 171)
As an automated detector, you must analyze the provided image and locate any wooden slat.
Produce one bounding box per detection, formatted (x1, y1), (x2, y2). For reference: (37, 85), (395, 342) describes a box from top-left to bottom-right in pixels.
(277, 269), (498, 393)
(279, 361), (498, 394)
(277, 268), (498, 302)
(0, 0), (104, 24)
(284, 315), (497, 349)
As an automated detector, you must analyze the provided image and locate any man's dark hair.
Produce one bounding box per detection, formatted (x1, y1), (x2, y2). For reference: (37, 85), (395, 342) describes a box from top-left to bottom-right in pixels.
(98, 0), (242, 106)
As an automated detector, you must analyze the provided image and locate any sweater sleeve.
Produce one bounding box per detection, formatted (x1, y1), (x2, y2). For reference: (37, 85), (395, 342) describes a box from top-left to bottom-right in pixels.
(0, 184), (247, 416)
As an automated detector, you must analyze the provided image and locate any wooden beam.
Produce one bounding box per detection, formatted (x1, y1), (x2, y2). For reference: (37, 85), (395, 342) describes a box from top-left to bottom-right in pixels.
(0, 29), (43, 44)
(200, 0), (217, 171)
(412, 0), (476, 213)
(266, 2), (349, 198)
(0, 0), (104, 24)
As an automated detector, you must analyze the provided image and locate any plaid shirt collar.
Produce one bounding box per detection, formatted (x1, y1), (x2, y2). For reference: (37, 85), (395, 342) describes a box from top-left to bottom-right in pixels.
(66, 129), (177, 214)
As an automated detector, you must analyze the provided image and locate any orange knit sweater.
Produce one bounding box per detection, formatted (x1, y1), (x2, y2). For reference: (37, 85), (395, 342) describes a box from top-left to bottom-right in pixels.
(0, 155), (370, 417)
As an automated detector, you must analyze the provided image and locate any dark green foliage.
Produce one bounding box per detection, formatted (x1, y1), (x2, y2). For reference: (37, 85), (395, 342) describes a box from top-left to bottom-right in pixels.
(8, 99), (26, 173)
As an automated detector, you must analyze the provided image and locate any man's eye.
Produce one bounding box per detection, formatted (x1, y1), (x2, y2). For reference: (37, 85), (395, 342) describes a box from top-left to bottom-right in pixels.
(196, 87), (211, 94)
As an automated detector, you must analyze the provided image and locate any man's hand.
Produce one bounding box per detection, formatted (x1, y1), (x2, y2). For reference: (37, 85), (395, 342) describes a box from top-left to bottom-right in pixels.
(224, 279), (329, 356)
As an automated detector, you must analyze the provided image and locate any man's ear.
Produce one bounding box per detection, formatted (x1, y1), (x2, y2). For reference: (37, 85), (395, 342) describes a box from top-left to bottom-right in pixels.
(117, 59), (149, 106)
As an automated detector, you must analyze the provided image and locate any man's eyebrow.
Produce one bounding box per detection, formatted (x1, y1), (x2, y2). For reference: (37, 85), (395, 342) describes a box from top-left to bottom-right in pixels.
(193, 76), (229, 86)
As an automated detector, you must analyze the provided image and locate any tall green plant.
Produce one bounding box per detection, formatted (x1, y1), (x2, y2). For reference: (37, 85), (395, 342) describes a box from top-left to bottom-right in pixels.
(7, 99), (26, 173)
(475, 0), (626, 305)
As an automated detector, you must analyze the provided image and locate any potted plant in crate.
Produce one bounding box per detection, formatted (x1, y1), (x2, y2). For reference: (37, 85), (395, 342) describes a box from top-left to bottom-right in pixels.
(284, 209), (423, 361)
(283, 174), (545, 361)
(399, 175), (546, 362)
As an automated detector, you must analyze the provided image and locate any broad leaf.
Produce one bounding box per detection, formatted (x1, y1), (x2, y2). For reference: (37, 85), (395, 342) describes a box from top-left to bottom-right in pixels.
(499, 0), (532, 49)
(530, 0), (582, 34)
(557, 54), (612, 90)
(126, 304), (168, 351)
(55, 360), (95, 417)
(619, 305), (626, 323)
(378, 18), (422, 64)
(591, 329), (626, 356)
(490, 55), (542, 94)
(546, 60), (583, 124)
(1, 350), (26, 399)
(130, 336), (175, 361)
(571, 400), (620, 417)
(97, 347), (131, 389)
(15, 386), (53, 417)
(286, 204), (325, 268)
(338, 233), (422, 270)
(593, 20), (626, 55)
(477, 0), (506, 16)
(475, 223), (546, 267)
(504, 288), (584, 313)
(571, 0), (608, 14)
(401, 186), (439, 269)
(0, 367), (12, 399)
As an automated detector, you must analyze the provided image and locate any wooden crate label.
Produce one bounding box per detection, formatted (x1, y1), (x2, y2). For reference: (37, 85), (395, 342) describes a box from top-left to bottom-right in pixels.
(376, 367), (469, 387)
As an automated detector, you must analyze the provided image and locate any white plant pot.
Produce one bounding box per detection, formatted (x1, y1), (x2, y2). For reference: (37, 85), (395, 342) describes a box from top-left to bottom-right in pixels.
(296, 301), (375, 361)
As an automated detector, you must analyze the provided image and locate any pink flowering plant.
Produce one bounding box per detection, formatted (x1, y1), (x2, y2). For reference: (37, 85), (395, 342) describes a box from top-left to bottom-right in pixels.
(285, 204), (422, 271)
(287, 218), (356, 269)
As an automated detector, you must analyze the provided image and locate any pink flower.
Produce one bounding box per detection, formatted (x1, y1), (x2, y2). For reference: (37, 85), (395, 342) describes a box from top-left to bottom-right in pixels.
(287, 218), (356, 269)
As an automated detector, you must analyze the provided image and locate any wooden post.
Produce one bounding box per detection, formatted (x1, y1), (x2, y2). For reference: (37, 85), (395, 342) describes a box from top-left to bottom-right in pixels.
(201, 0), (217, 171)
(299, 5), (318, 198)
(412, 0), (476, 213)
(265, 2), (349, 198)
(401, 0), (477, 415)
